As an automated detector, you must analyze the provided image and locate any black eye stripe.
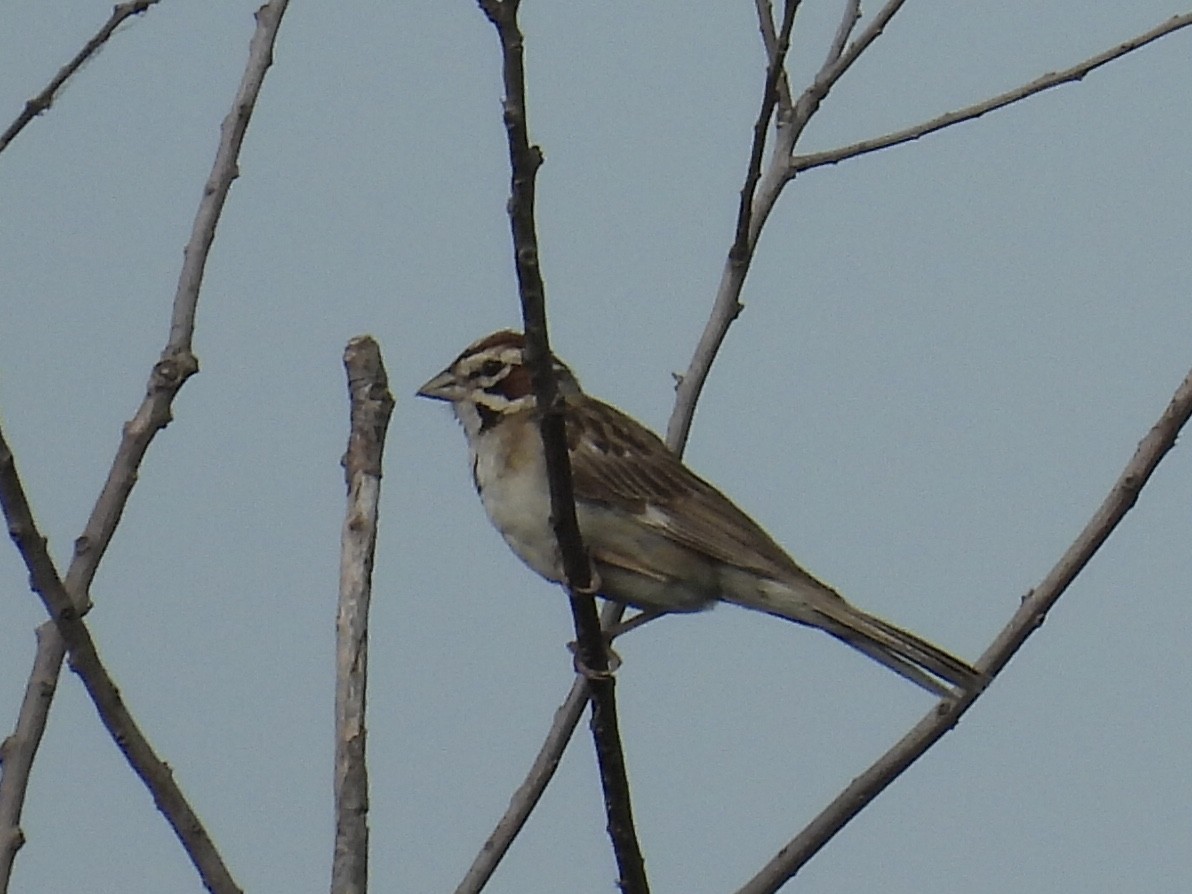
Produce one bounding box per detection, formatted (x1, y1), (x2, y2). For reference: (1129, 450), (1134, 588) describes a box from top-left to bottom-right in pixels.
(466, 358), (507, 381)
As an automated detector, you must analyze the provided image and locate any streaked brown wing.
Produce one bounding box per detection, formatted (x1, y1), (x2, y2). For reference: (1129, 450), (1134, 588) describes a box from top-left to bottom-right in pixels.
(565, 396), (806, 582)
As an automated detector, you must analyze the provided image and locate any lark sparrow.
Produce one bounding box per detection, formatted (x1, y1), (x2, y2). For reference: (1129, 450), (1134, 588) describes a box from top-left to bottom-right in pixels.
(418, 330), (979, 697)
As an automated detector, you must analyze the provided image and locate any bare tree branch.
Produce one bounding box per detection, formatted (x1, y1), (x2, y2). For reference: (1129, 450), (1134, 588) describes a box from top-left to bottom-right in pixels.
(454, 594), (628, 894)
(332, 337), (395, 894)
(751, 0), (795, 115)
(0, 424), (242, 894)
(667, 0), (801, 450)
(0, 626), (58, 892)
(824, 0), (861, 67)
(732, 1), (800, 271)
(0, 2), (290, 889)
(735, 364), (1192, 893)
(476, 1), (650, 891)
(0, 0), (165, 156)
(791, 11), (1192, 174)
(787, 0), (908, 142)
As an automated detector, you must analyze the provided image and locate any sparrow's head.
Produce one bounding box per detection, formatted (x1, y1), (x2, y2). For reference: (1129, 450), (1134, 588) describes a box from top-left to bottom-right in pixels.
(417, 330), (580, 434)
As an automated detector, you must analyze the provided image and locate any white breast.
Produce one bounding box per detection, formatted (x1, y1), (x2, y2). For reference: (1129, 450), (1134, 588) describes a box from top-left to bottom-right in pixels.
(470, 418), (563, 584)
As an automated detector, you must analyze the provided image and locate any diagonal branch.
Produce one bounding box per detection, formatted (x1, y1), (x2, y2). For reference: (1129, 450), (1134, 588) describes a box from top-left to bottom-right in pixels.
(0, 2), (290, 889)
(791, 11), (1192, 174)
(0, 624), (59, 891)
(668, 0), (801, 450)
(0, 423), (242, 894)
(0, 0), (165, 156)
(476, 1), (650, 892)
(734, 364), (1192, 893)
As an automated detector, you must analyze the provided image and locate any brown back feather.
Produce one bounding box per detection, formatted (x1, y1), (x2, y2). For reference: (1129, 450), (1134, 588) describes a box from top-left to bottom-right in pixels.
(565, 395), (819, 585)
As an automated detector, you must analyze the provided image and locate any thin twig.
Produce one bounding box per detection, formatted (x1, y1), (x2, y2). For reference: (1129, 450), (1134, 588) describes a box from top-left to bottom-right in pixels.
(791, 11), (1192, 174)
(0, 425), (242, 894)
(824, 0), (861, 67)
(0, 2), (290, 890)
(751, 0), (795, 115)
(667, 0), (800, 450)
(787, 0), (908, 142)
(0, 0), (165, 156)
(332, 337), (395, 894)
(732, 1), (800, 268)
(735, 364), (1192, 893)
(476, 1), (650, 892)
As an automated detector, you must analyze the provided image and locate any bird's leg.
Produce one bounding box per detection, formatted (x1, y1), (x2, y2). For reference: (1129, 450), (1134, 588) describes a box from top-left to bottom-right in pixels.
(602, 608), (665, 642)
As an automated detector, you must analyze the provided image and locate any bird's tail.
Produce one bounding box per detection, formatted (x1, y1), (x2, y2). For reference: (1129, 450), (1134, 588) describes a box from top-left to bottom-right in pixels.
(741, 579), (981, 698)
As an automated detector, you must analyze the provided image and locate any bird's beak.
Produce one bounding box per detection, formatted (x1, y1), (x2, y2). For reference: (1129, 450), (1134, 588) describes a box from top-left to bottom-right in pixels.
(416, 369), (460, 402)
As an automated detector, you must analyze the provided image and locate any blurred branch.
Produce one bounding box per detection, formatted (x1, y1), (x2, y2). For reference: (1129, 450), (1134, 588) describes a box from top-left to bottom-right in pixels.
(476, 1), (650, 891)
(0, 2), (289, 890)
(0, 0), (165, 156)
(736, 366), (1192, 893)
(332, 337), (395, 894)
(0, 423), (242, 894)
(791, 11), (1192, 174)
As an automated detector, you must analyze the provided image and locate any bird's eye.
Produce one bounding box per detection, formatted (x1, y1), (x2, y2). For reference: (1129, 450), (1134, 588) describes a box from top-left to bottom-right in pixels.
(479, 359), (505, 378)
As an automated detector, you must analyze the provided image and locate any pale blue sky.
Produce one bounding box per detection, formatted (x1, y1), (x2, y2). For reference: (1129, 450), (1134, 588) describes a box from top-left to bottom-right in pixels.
(2, 3), (1190, 893)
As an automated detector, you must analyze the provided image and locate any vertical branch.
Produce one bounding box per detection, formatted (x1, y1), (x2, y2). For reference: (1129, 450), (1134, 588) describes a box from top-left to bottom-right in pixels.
(477, 2), (650, 891)
(332, 338), (395, 894)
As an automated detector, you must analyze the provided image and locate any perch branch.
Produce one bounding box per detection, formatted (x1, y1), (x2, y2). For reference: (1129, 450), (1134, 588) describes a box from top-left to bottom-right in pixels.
(477, 1), (650, 892)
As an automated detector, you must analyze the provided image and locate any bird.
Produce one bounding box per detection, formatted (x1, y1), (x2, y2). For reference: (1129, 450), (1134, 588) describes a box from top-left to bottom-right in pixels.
(417, 329), (979, 697)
